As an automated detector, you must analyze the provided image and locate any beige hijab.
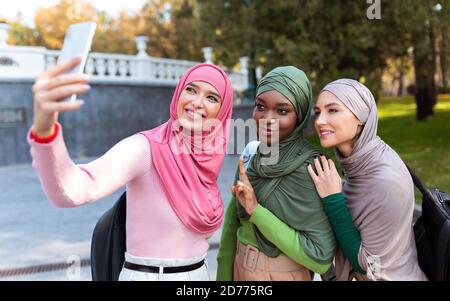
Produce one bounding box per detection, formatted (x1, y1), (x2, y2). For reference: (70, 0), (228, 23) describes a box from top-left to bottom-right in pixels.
(321, 79), (427, 281)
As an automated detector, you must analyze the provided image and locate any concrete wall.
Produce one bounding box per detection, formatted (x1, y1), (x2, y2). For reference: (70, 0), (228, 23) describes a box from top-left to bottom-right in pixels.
(0, 80), (176, 166)
(0, 80), (255, 166)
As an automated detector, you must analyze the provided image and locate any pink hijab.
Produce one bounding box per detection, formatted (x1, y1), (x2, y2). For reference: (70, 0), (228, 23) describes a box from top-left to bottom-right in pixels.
(141, 64), (233, 234)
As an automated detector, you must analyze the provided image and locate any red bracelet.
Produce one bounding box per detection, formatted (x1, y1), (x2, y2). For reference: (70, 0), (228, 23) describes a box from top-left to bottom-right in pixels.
(30, 123), (60, 144)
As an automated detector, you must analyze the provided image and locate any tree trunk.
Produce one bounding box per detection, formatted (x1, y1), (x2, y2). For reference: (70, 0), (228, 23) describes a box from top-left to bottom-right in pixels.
(397, 57), (405, 96)
(413, 45), (435, 120)
(412, 0), (436, 120)
(428, 20), (438, 106)
(440, 23), (448, 90)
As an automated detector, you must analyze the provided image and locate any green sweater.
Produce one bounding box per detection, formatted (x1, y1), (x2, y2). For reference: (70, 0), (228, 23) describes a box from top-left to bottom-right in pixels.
(322, 192), (365, 274)
(216, 197), (332, 280)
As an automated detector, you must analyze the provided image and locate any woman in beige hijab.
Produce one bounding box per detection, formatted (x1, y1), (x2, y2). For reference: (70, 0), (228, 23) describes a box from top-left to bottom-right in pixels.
(307, 79), (427, 281)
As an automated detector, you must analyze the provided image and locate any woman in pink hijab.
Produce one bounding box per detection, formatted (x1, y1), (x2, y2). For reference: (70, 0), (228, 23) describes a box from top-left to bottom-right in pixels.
(28, 58), (233, 281)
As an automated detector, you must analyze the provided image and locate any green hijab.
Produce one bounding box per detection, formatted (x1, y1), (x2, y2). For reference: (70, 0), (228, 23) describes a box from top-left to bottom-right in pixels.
(236, 66), (335, 263)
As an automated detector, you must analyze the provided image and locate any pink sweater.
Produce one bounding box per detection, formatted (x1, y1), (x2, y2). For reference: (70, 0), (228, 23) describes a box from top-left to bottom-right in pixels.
(27, 125), (211, 258)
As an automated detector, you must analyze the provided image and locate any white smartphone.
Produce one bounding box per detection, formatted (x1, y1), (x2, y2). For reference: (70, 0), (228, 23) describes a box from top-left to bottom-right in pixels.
(58, 22), (96, 102)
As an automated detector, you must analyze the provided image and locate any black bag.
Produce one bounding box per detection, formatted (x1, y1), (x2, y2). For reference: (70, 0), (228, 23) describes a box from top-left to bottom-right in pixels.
(407, 165), (450, 281)
(91, 192), (127, 281)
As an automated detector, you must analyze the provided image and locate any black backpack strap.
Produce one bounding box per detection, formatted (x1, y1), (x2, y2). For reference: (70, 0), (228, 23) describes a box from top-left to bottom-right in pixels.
(404, 162), (434, 203)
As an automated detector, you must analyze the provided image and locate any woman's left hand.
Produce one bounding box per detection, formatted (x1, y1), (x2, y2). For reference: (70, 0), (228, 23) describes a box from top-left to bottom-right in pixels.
(307, 155), (342, 198)
(231, 156), (258, 215)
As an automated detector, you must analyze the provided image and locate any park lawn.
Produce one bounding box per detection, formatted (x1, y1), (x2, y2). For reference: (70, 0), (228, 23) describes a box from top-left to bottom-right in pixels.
(308, 94), (450, 203)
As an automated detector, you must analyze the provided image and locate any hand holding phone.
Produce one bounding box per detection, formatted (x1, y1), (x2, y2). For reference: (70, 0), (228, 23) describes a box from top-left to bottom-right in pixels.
(31, 22), (96, 138)
(58, 22), (96, 102)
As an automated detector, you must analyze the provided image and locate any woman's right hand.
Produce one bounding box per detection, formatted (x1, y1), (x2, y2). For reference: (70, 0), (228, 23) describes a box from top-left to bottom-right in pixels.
(32, 57), (90, 137)
(231, 156), (259, 215)
(307, 155), (342, 198)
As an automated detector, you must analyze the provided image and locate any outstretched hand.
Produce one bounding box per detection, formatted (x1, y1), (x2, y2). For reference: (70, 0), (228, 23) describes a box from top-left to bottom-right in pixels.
(231, 156), (258, 215)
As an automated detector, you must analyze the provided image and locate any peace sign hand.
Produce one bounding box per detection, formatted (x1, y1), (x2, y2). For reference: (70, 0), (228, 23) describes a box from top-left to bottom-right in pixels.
(231, 156), (258, 215)
(307, 155), (342, 198)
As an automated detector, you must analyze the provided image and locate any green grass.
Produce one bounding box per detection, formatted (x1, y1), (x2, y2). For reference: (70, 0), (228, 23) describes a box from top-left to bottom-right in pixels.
(308, 94), (450, 202)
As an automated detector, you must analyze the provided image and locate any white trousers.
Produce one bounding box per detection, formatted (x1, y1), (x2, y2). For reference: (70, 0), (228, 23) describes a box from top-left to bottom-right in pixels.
(118, 252), (210, 281)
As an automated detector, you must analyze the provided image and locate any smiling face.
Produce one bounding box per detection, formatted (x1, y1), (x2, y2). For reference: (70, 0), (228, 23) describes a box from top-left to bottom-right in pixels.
(314, 91), (363, 157)
(176, 81), (222, 132)
(252, 90), (298, 145)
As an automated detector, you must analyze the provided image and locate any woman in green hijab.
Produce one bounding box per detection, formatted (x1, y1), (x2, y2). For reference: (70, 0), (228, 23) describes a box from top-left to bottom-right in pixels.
(216, 66), (336, 281)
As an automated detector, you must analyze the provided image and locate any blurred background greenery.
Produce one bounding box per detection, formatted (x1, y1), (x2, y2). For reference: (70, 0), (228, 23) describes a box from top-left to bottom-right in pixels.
(1, 0), (448, 198)
(2, 1), (449, 111)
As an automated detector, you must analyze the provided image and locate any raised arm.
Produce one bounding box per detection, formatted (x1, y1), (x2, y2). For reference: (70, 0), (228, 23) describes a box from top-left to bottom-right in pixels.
(29, 124), (149, 208)
(29, 57), (149, 208)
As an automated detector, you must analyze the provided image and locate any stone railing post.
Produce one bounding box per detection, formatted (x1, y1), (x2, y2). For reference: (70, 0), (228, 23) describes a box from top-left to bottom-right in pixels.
(239, 56), (249, 90)
(135, 36), (149, 57)
(135, 35), (150, 81)
(201, 47), (213, 64)
(0, 23), (11, 48)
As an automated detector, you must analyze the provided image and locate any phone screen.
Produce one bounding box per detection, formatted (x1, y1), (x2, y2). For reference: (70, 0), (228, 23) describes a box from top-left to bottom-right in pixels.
(58, 22), (96, 102)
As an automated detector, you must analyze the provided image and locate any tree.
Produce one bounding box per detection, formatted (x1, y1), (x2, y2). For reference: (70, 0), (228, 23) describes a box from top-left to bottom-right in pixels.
(435, 0), (449, 91)
(196, 1), (395, 97)
(92, 10), (140, 54)
(196, 0), (446, 120)
(6, 0), (446, 121)
(7, 20), (41, 46)
(7, 0), (208, 58)
(34, 0), (98, 49)
(171, 0), (204, 61)
(33, 0), (141, 54)
(137, 0), (179, 58)
(400, 0), (438, 120)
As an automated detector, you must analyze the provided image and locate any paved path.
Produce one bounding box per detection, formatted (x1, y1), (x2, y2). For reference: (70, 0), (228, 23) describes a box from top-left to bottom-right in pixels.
(0, 155), (239, 280)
